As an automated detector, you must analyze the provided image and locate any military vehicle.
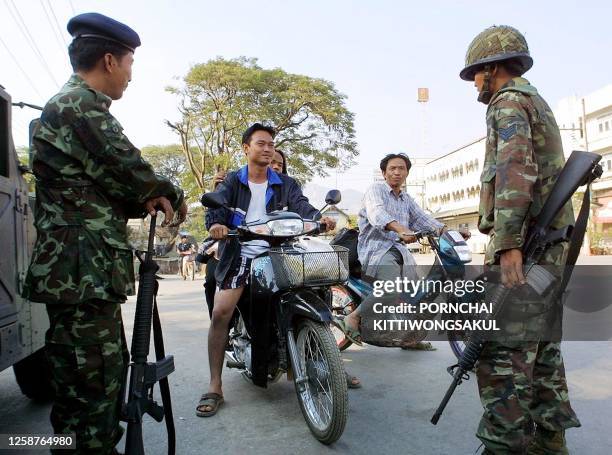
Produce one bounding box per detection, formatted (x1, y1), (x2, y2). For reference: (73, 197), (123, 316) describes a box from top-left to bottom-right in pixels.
(0, 85), (53, 401)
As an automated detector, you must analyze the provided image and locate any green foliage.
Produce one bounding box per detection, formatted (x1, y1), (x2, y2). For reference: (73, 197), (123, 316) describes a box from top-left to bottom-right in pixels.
(16, 146), (35, 190)
(166, 57), (358, 189)
(140, 144), (187, 187)
(181, 206), (208, 241)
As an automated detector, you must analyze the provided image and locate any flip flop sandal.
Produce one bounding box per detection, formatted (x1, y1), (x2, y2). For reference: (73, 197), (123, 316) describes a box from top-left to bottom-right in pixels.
(196, 392), (224, 417)
(400, 341), (437, 351)
(345, 371), (362, 389)
(332, 317), (363, 346)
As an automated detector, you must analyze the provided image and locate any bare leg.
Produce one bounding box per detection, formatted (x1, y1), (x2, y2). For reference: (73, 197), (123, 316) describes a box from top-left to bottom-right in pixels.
(203, 287), (244, 410)
(345, 306), (361, 331)
(344, 247), (405, 333)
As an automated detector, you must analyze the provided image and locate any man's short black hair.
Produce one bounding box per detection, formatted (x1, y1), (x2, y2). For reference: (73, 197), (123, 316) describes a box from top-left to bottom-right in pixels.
(181, 235), (187, 239)
(497, 58), (525, 77)
(68, 37), (131, 72)
(242, 123), (276, 145)
(380, 153), (412, 172)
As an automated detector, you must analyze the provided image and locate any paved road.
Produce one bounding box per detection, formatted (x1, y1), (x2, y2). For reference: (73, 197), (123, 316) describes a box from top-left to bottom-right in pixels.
(1, 255), (611, 454)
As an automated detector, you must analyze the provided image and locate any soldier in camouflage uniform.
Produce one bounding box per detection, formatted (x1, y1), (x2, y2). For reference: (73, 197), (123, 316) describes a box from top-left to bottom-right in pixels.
(460, 26), (581, 454)
(21, 13), (186, 455)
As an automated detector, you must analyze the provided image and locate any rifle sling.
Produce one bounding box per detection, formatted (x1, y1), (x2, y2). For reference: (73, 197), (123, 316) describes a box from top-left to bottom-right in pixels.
(556, 185), (591, 302)
(152, 288), (176, 455)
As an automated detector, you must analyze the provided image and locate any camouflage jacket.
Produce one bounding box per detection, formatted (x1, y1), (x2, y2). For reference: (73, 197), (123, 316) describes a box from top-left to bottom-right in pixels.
(479, 77), (574, 265)
(23, 74), (184, 304)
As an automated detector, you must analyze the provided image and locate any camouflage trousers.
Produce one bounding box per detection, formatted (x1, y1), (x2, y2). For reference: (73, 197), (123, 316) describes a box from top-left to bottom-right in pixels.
(45, 300), (129, 455)
(476, 340), (581, 454)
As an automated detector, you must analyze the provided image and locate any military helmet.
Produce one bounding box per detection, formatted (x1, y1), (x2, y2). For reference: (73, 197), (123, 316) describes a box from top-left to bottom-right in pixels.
(460, 25), (533, 81)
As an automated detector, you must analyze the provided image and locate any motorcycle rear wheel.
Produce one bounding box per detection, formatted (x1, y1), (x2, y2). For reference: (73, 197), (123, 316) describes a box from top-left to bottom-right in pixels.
(293, 319), (348, 444)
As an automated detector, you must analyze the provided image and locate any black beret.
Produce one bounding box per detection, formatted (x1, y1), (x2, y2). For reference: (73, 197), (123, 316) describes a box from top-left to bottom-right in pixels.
(67, 12), (141, 52)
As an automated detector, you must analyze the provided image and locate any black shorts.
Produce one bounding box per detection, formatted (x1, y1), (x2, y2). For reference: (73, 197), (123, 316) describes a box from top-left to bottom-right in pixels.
(218, 256), (252, 290)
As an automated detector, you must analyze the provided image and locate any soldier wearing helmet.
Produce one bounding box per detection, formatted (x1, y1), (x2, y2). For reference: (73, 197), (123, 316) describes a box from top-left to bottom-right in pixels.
(461, 26), (580, 454)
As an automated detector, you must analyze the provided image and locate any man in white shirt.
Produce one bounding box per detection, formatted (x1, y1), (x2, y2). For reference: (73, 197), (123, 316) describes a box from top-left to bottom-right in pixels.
(197, 123), (336, 416)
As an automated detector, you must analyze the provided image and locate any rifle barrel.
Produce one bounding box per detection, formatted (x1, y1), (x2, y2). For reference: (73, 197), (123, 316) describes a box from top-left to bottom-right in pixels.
(431, 373), (461, 425)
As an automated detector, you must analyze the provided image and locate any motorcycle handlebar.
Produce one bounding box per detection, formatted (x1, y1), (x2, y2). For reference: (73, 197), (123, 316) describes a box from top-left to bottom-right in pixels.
(413, 230), (438, 240)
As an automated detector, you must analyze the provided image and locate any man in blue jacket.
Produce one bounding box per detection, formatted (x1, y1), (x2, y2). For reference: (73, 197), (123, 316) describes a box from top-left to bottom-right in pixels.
(197, 123), (336, 416)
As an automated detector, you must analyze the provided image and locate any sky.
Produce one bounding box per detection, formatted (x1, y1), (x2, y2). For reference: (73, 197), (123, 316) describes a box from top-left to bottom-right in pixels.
(2, 0), (612, 192)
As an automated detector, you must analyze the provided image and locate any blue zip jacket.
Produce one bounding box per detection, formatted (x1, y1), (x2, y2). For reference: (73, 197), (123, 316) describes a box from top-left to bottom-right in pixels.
(204, 166), (320, 284)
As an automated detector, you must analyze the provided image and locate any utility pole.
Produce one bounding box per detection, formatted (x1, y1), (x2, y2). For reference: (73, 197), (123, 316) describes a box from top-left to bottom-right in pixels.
(559, 96), (593, 255)
(417, 88), (429, 209)
(582, 97), (589, 152)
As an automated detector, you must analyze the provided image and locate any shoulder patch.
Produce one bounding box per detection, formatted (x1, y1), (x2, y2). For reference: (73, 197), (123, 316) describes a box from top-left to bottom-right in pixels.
(498, 124), (518, 141)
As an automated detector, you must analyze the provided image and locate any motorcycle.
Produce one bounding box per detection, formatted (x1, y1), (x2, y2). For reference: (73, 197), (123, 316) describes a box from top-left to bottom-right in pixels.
(201, 190), (349, 445)
(330, 229), (474, 358)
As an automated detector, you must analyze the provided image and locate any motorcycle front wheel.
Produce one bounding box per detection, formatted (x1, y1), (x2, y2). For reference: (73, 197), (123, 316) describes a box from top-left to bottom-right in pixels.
(293, 319), (348, 444)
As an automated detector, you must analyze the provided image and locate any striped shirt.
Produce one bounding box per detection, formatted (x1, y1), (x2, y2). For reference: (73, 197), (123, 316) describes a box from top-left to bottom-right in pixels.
(357, 181), (444, 277)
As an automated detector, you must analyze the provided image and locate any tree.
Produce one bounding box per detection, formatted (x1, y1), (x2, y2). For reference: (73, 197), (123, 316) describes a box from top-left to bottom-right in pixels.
(140, 145), (187, 188)
(16, 146), (35, 190)
(181, 206), (208, 241)
(166, 57), (358, 189)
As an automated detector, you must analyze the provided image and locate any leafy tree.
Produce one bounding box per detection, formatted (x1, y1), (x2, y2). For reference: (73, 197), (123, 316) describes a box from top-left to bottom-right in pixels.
(181, 206), (208, 241)
(16, 146), (35, 190)
(141, 144), (187, 188)
(166, 57), (357, 189)
(347, 214), (359, 229)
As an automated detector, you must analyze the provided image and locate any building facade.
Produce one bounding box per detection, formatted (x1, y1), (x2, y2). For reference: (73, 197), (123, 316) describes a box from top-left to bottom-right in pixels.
(424, 138), (488, 252)
(555, 84), (612, 246)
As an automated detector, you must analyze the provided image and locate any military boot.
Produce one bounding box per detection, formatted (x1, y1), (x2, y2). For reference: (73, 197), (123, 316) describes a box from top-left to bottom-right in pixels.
(526, 428), (569, 455)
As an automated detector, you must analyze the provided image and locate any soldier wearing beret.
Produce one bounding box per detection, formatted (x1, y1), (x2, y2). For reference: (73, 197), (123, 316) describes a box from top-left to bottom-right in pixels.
(461, 26), (580, 454)
(22, 12), (187, 455)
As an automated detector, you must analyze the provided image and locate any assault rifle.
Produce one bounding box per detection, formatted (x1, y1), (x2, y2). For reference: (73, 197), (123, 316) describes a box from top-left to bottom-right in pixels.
(123, 214), (176, 454)
(431, 150), (603, 425)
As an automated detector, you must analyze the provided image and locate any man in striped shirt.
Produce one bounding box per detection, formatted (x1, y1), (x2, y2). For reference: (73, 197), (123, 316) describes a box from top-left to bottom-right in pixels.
(335, 153), (455, 348)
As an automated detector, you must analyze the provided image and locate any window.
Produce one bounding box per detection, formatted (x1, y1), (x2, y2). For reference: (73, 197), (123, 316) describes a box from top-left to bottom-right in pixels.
(606, 121), (610, 131)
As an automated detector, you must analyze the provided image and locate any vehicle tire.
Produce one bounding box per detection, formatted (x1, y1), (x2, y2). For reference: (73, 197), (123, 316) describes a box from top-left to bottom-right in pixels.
(330, 286), (355, 351)
(13, 347), (55, 402)
(292, 319), (348, 445)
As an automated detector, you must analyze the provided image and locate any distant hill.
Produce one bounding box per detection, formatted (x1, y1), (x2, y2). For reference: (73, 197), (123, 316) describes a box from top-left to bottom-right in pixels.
(303, 183), (364, 215)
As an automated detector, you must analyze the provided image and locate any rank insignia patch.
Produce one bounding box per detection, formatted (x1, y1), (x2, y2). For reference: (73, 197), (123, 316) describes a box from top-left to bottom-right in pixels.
(498, 124), (518, 141)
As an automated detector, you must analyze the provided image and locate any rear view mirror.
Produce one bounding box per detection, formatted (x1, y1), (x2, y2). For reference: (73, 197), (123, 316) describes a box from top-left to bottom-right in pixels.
(200, 192), (227, 209)
(325, 189), (341, 205)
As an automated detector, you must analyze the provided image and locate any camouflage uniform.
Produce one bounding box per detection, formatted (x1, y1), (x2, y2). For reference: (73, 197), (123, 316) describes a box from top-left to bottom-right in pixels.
(22, 74), (183, 454)
(462, 26), (580, 454)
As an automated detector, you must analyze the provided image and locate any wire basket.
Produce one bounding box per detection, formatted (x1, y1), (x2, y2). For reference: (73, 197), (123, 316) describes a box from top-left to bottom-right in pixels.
(269, 245), (349, 290)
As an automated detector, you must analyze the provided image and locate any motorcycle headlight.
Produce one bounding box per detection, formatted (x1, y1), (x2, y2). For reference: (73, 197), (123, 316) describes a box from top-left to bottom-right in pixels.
(247, 223), (272, 235)
(267, 219), (304, 236)
(453, 244), (472, 263)
(302, 221), (318, 233)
